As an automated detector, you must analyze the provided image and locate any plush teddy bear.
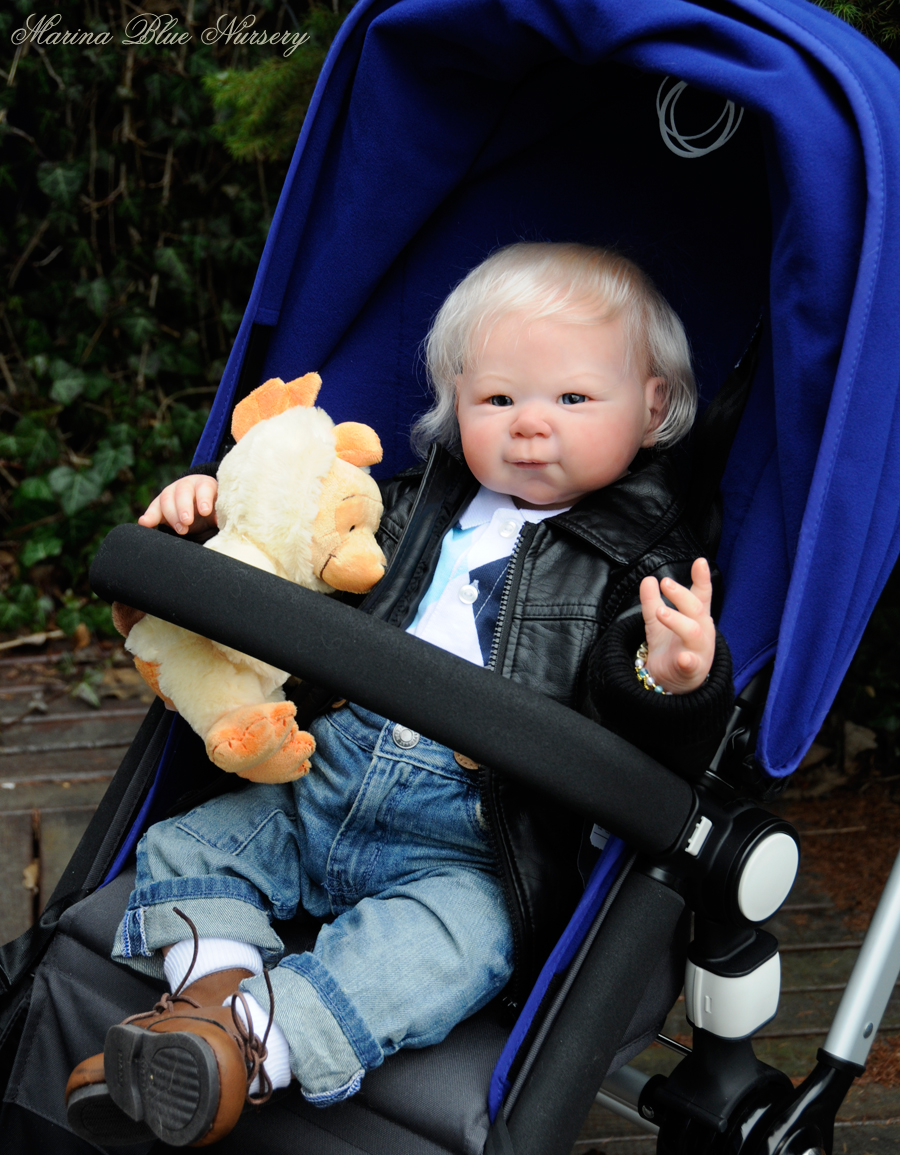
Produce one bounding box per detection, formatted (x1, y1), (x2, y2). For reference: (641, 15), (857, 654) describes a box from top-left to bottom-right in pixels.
(116, 373), (386, 784)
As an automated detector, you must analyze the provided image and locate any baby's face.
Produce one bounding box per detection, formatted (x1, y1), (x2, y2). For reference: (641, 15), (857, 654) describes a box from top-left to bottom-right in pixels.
(455, 313), (664, 509)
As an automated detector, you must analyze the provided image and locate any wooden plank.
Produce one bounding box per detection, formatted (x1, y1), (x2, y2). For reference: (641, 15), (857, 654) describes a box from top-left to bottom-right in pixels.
(0, 774), (114, 814)
(0, 811), (36, 946)
(38, 807), (97, 911)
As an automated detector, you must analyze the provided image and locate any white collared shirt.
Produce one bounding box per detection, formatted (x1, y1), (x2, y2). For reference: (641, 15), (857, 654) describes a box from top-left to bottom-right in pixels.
(405, 487), (566, 666)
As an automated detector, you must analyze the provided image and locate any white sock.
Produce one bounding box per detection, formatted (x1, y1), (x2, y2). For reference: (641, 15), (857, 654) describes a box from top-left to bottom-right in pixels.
(163, 937), (263, 992)
(228, 992), (293, 1093)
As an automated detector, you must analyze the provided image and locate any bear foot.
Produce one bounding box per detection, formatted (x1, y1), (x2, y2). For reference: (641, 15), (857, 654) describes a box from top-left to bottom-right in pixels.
(205, 702), (312, 777)
(235, 726), (315, 783)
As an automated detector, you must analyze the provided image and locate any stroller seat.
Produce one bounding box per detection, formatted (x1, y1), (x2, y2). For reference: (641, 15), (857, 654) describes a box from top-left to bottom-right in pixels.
(4, 852), (677, 1154)
(5, 867), (508, 1155)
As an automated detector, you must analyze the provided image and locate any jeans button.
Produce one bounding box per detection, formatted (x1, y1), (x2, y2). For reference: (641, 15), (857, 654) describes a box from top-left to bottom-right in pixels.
(392, 724), (420, 749)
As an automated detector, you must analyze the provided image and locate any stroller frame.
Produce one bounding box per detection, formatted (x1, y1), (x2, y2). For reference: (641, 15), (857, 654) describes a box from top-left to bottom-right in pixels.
(5, 1), (900, 1152)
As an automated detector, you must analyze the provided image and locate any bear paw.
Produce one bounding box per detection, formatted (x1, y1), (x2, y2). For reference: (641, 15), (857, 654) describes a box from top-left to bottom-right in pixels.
(205, 702), (305, 775)
(236, 727), (316, 784)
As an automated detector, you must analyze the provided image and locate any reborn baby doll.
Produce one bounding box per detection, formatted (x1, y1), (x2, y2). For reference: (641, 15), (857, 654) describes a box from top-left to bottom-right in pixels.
(67, 242), (733, 1148)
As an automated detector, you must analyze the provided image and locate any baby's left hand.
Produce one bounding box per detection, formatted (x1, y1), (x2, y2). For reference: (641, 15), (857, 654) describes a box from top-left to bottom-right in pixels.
(639, 558), (716, 695)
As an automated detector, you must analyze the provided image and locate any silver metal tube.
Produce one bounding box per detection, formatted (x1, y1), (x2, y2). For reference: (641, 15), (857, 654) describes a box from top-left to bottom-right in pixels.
(823, 841), (900, 1067)
(596, 1064), (659, 1134)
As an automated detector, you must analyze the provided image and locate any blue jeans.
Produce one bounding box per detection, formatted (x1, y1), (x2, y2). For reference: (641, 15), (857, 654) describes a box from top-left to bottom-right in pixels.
(113, 703), (514, 1103)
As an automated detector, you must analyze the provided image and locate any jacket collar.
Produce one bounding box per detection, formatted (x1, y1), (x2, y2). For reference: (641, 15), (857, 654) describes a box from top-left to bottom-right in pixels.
(431, 445), (686, 568)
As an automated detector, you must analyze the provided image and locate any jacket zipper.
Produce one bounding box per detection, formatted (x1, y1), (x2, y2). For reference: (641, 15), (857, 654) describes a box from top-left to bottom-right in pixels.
(486, 522), (537, 673)
(482, 521), (538, 1009)
(477, 764), (527, 1014)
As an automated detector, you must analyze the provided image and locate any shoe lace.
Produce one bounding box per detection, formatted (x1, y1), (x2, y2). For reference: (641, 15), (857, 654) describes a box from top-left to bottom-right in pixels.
(122, 905), (278, 1104)
(122, 906), (203, 1025)
(230, 968), (276, 1106)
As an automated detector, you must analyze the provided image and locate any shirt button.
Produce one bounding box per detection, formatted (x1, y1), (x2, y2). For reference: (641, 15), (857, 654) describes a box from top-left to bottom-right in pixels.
(499, 519), (519, 539)
(459, 583), (478, 604)
(392, 724), (419, 749)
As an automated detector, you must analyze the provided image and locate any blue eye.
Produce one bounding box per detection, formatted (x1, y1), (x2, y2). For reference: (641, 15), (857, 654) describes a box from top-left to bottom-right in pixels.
(489, 395), (513, 406)
(560, 393), (587, 405)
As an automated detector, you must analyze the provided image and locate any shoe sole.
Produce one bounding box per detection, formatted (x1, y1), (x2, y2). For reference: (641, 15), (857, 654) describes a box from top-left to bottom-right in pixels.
(104, 1023), (221, 1147)
(67, 1082), (156, 1147)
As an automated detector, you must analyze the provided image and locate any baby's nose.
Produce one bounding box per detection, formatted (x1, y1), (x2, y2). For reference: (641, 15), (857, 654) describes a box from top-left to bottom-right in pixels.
(510, 403), (552, 436)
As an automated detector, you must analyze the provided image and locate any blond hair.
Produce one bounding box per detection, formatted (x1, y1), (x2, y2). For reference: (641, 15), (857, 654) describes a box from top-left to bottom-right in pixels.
(412, 242), (696, 457)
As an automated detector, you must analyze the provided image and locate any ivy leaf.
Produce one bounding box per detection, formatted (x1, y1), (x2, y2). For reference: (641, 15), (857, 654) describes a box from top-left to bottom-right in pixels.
(37, 162), (85, 207)
(107, 422), (136, 448)
(48, 464), (104, 515)
(155, 246), (192, 290)
(20, 532), (64, 569)
(56, 605), (82, 635)
(50, 366), (88, 405)
(12, 418), (59, 470)
(220, 300), (242, 334)
(74, 277), (111, 319)
(120, 309), (158, 343)
(83, 373), (112, 401)
(92, 441), (135, 486)
(17, 476), (55, 503)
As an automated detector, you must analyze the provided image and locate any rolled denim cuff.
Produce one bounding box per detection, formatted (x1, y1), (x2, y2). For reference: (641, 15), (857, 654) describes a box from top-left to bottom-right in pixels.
(111, 877), (285, 979)
(243, 953), (382, 1102)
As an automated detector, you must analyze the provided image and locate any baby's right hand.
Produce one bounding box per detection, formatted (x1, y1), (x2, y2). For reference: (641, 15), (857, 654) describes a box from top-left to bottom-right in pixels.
(138, 475), (218, 536)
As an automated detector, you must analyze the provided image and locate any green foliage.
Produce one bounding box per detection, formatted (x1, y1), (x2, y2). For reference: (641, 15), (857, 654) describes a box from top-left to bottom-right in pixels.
(0, 1), (348, 639)
(205, 3), (353, 162)
(815, 0), (900, 58)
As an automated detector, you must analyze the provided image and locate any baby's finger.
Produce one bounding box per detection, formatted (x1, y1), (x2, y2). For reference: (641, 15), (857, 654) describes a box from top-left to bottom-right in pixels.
(676, 650), (700, 674)
(195, 477), (217, 518)
(158, 484), (190, 533)
(655, 602), (706, 650)
(690, 557), (713, 609)
(138, 496), (163, 527)
(640, 575), (664, 627)
(659, 575), (705, 621)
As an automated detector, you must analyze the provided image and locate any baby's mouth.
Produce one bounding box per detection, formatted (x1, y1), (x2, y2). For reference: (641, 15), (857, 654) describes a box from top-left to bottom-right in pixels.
(510, 460), (550, 468)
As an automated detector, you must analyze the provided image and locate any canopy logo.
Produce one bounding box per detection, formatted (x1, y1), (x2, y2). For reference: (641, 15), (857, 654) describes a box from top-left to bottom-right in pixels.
(10, 12), (311, 57)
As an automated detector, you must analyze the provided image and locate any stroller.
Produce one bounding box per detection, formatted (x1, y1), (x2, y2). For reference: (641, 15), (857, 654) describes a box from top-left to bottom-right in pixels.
(3, 0), (900, 1152)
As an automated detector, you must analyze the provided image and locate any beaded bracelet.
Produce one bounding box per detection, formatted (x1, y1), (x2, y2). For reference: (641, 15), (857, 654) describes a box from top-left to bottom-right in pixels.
(635, 642), (669, 694)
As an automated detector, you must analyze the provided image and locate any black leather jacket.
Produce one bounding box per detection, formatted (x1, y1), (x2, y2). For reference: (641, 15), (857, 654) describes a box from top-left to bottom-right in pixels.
(348, 445), (733, 1001)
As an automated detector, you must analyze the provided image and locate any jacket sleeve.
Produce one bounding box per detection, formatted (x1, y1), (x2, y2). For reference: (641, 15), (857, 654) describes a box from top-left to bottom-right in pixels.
(587, 590), (734, 784)
(183, 461), (219, 478)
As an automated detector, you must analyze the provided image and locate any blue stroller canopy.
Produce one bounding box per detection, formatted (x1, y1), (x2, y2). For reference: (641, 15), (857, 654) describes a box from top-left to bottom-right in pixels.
(197, 0), (900, 778)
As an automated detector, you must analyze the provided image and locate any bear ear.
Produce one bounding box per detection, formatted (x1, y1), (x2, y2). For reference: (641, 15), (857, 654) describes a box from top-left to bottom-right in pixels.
(333, 422), (383, 467)
(231, 373), (322, 441)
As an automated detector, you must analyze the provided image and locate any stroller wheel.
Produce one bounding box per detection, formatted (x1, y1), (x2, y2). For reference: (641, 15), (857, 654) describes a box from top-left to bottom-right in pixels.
(66, 1081), (156, 1147)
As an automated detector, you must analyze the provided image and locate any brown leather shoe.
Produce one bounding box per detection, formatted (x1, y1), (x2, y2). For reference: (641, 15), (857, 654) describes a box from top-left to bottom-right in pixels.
(68, 987), (275, 1148)
(66, 907), (265, 1147)
(66, 1052), (158, 1147)
(102, 991), (275, 1147)
(65, 967), (254, 1096)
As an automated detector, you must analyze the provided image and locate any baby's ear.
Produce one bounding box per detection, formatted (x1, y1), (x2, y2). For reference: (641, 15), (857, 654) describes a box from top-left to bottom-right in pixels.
(641, 377), (667, 447)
